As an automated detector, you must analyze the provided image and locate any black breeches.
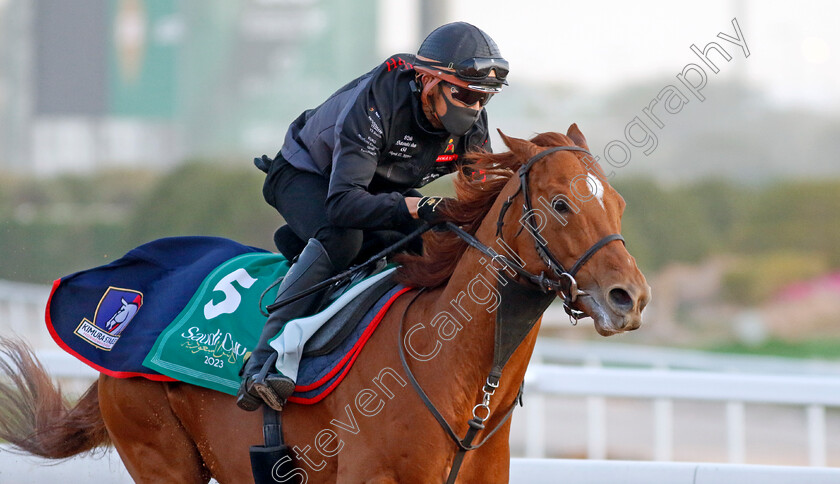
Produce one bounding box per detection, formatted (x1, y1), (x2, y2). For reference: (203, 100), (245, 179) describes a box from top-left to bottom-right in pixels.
(263, 157), (421, 269)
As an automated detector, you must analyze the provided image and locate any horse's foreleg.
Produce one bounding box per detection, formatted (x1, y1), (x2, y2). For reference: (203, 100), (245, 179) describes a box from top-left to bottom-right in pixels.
(98, 375), (211, 484)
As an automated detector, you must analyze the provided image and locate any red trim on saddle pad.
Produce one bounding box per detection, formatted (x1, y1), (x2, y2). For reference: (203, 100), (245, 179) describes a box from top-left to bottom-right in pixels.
(45, 279), (177, 382)
(287, 286), (412, 404)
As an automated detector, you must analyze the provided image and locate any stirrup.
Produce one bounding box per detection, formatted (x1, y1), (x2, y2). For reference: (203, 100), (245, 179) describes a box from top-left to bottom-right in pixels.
(247, 353), (294, 411)
(236, 353), (274, 412)
(236, 378), (262, 412)
(253, 374), (295, 411)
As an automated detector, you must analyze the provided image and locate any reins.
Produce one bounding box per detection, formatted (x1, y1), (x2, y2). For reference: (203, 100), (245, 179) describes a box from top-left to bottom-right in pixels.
(261, 145), (624, 483)
(259, 223), (435, 316)
(397, 146), (625, 483)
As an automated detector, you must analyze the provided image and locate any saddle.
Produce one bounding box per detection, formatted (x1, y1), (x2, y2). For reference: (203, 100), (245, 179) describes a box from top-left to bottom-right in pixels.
(271, 223), (407, 357)
(303, 260), (394, 357)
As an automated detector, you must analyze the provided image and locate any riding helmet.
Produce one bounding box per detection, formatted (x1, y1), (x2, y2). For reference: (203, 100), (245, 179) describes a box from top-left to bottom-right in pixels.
(415, 22), (509, 93)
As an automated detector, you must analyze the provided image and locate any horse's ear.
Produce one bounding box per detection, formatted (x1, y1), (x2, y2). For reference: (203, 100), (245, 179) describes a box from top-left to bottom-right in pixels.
(498, 129), (537, 159)
(566, 123), (589, 150)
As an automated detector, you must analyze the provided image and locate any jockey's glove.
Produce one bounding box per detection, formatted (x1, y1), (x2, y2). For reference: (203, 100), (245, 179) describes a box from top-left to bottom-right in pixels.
(417, 196), (454, 225)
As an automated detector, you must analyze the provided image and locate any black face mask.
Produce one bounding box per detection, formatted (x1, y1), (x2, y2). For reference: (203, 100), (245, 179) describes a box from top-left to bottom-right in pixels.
(438, 87), (482, 135)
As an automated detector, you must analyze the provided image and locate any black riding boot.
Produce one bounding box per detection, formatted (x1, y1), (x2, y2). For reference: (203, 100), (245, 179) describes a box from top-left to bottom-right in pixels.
(236, 238), (334, 411)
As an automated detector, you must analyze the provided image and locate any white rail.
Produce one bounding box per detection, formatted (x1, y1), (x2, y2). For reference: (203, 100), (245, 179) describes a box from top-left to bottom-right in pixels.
(0, 279), (53, 348)
(0, 279), (51, 302)
(4, 279), (839, 376)
(526, 365), (840, 405)
(25, 352), (840, 467)
(509, 459), (840, 484)
(533, 337), (840, 375)
(523, 364), (840, 466)
(3, 280), (840, 468)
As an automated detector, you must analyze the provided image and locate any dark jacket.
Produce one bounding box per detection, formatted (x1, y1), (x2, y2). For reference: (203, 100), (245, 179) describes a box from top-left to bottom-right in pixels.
(268, 53), (491, 230)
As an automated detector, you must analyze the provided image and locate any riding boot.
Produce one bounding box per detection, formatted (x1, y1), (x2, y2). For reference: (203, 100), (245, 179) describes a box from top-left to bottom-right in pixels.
(236, 238), (335, 411)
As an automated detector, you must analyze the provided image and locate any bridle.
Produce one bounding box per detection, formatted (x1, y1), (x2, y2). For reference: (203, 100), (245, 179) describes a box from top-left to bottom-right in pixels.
(399, 145), (626, 483)
(468, 145), (624, 321)
(260, 145), (627, 482)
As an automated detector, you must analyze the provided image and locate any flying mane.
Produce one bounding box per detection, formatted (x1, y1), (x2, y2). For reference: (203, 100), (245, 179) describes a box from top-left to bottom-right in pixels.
(395, 131), (579, 287)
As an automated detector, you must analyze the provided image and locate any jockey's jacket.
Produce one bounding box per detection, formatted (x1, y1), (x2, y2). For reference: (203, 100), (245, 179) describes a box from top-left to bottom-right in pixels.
(271, 53), (491, 230)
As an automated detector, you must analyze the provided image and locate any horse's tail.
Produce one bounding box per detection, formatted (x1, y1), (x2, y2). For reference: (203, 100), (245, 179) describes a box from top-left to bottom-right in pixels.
(0, 338), (109, 458)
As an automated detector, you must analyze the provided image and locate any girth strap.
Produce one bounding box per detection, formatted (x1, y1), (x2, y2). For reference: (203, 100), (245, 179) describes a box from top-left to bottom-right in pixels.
(262, 406), (283, 447)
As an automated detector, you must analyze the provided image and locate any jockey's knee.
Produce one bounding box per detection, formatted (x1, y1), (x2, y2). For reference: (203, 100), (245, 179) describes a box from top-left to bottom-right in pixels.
(313, 227), (363, 270)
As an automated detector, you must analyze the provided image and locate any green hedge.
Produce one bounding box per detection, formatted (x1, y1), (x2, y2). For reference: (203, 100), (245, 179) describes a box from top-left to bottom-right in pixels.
(2, 167), (840, 289)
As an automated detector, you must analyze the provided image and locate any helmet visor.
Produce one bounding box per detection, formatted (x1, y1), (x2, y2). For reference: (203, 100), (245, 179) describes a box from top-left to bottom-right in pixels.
(455, 57), (509, 83)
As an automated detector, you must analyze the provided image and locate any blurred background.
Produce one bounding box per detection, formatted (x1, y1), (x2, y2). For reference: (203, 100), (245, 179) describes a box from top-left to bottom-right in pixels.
(1, 0), (839, 471)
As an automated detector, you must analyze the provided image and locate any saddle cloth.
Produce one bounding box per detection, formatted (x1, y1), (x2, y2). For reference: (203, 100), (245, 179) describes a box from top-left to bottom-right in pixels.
(46, 236), (409, 403)
(46, 236), (276, 381)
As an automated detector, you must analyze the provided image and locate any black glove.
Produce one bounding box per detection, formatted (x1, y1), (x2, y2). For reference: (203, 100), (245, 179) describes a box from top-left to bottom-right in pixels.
(253, 154), (273, 173)
(416, 196), (454, 225)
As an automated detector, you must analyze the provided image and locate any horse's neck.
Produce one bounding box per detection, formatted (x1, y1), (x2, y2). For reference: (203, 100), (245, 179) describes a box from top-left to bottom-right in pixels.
(419, 223), (540, 417)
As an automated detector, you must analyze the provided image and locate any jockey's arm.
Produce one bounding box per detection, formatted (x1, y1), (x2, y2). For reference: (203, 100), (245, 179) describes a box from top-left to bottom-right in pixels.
(326, 168), (413, 229)
(325, 97), (416, 229)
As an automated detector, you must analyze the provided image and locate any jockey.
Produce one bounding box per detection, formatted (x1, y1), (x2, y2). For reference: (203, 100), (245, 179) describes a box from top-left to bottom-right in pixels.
(238, 22), (510, 411)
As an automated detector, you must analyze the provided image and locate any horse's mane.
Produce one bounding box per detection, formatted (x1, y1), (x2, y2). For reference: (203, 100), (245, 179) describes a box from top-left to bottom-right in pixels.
(394, 132), (576, 287)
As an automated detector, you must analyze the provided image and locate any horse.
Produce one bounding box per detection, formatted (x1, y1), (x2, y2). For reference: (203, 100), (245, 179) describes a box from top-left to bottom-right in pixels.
(0, 125), (650, 483)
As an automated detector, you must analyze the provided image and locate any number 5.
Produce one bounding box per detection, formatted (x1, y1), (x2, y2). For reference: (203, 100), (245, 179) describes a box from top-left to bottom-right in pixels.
(203, 268), (257, 319)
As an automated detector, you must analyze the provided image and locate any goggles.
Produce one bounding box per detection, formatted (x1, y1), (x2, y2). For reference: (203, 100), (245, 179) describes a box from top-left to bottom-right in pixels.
(445, 83), (494, 107)
(453, 57), (509, 83)
(419, 57), (508, 93)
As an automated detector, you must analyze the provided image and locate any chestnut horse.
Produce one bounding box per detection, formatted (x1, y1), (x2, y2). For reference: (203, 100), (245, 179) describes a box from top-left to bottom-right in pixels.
(0, 126), (650, 483)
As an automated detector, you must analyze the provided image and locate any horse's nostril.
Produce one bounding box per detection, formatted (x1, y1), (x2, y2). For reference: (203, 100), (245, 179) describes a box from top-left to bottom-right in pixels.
(609, 287), (633, 312)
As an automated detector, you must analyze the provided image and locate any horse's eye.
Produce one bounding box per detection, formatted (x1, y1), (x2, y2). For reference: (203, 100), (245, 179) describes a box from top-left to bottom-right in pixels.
(553, 200), (570, 213)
